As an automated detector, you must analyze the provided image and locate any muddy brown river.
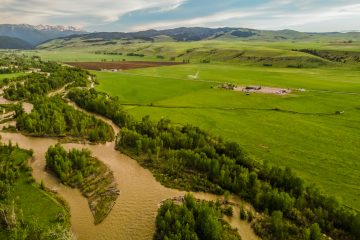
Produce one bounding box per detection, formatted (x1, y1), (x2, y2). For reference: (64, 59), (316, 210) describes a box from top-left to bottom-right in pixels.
(0, 99), (259, 240)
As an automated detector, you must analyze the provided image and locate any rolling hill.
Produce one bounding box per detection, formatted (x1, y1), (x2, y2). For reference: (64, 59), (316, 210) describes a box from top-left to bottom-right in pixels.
(0, 36), (33, 49)
(44, 27), (360, 43)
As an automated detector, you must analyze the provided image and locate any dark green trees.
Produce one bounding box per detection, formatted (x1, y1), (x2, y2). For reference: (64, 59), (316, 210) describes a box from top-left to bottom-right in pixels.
(46, 144), (95, 185)
(351, 214), (360, 239)
(4, 65), (89, 101)
(271, 211), (285, 240)
(155, 194), (241, 240)
(45, 144), (119, 224)
(67, 88), (131, 128)
(16, 97), (114, 142)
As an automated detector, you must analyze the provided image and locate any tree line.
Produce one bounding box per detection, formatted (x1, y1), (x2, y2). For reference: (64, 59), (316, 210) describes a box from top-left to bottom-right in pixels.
(67, 88), (132, 128)
(68, 88), (360, 240)
(118, 116), (360, 240)
(155, 194), (241, 240)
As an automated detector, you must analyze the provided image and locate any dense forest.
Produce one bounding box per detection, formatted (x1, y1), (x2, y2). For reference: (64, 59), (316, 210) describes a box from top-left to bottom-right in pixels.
(0, 141), (73, 240)
(68, 88), (360, 240)
(155, 194), (241, 240)
(46, 144), (119, 224)
(16, 96), (114, 142)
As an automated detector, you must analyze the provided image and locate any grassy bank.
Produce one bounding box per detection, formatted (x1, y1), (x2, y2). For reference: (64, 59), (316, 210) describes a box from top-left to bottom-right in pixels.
(0, 143), (71, 239)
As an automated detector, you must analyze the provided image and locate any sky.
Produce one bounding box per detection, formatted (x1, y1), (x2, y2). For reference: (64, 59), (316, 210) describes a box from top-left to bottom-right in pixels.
(0, 0), (359, 32)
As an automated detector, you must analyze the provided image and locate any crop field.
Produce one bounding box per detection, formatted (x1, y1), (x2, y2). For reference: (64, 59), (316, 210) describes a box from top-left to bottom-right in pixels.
(95, 63), (360, 211)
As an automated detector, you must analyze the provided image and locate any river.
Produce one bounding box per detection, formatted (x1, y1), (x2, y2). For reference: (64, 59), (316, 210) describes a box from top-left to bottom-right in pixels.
(0, 96), (259, 240)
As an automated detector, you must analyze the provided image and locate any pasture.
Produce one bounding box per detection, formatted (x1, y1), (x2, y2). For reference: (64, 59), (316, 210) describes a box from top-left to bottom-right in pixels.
(95, 63), (360, 211)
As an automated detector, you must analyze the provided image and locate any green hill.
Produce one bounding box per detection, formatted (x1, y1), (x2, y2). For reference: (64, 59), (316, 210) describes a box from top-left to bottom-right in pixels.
(35, 27), (360, 67)
(0, 36), (33, 49)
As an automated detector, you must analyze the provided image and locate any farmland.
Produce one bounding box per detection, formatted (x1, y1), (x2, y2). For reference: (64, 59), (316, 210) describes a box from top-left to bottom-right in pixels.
(94, 62), (360, 211)
(2, 32), (360, 239)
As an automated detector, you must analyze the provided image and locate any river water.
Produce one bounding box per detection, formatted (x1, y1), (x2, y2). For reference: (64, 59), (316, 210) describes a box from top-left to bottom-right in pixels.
(0, 98), (259, 240)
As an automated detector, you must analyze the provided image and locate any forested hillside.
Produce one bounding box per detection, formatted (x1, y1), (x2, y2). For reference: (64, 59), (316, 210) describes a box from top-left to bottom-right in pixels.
(0, 36), (33, 49)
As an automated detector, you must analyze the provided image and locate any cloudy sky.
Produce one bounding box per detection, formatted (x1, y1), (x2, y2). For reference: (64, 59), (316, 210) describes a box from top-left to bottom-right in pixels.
(0, 0), (359, 32)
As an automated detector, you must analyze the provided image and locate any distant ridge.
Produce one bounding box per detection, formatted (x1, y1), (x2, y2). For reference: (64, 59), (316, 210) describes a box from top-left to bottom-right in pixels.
(1, 26), (359, 50)
(50, 27), (360, 43)
(0, 36), (33, 49)
(0, 24), (85, 47)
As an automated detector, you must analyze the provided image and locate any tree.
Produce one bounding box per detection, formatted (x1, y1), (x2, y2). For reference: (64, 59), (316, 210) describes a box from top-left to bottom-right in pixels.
(351, 214), (360, 238)
(271, 210), (284, 240)
(310, 223), (321, 240)
(239, 206), (247, 220)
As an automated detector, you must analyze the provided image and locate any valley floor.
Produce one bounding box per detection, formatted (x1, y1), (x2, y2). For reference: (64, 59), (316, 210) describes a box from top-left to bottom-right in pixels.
(94, 63), (360, 211)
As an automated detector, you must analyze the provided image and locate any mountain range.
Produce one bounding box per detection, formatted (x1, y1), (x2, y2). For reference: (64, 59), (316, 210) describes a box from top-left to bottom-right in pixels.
(1, 24), (359, 50)
(0, 24), (85, 49)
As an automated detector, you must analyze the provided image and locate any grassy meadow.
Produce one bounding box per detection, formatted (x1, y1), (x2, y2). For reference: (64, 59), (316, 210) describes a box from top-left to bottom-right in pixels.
(95, 63), (360, 211)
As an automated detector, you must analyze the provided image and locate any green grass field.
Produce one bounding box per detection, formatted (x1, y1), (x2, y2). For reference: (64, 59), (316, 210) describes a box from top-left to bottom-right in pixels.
(0, 148), (68, 237)
(95, 63), (360, 211)
(13, 175), (68, 227)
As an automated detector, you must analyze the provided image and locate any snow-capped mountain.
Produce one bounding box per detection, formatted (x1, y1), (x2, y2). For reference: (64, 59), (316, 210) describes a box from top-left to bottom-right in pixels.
(35, 24), (83, 32)
(0, 24), (86, 47)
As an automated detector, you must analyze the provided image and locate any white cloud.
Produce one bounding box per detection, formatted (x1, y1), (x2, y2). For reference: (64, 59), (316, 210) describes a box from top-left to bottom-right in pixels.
(130, 1), (360, 32)
(250, 3), (360, 30)
(131, 9), (264, 31)
(0, 0), (187, 27)
(0, 0), (359, 32)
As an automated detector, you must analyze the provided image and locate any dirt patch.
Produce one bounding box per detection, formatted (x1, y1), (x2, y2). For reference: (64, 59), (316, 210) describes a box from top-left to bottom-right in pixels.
(234, 86), (291, 95)
(65, 61), (184, 71)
